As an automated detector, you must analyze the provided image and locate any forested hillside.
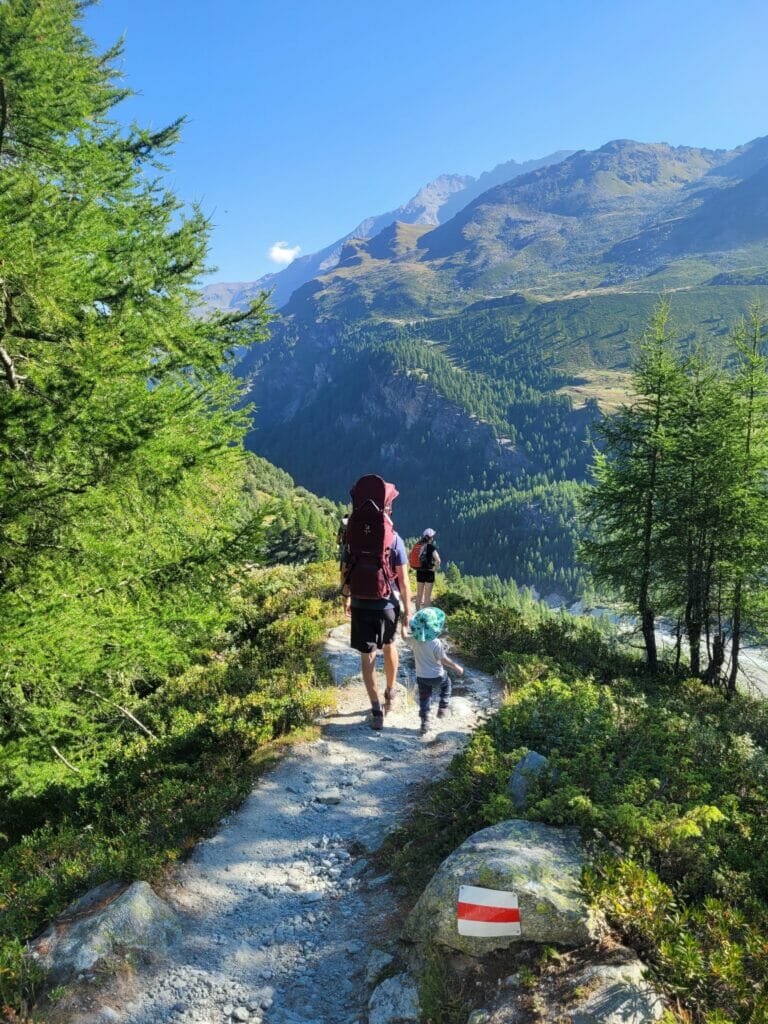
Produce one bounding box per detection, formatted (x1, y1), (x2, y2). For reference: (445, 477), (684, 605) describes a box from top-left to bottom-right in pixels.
(243, 287), (768, 598)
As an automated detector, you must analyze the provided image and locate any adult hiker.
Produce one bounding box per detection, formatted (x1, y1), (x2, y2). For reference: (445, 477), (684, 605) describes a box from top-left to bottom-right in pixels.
(409, 528), (441, 610)
(336, 514), (349, 568)
(341, 474), (412, 731)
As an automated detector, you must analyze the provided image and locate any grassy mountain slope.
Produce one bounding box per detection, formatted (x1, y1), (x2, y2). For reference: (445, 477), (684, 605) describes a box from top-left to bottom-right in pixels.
(199, 151), (572, 313)
(276, 137), (768, 325)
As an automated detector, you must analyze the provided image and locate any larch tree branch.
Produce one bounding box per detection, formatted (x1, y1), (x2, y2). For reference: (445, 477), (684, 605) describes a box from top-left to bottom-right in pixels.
(0, 78), (6, 158)
(0, 281), (26, 389)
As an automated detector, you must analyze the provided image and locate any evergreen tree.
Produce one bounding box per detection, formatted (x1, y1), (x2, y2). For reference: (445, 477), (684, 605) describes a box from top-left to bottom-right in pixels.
(0, 1), (269, 746)
(582, 302), (685, 669)
(657, 355), (735, 678)
(723, 306), (768, 692)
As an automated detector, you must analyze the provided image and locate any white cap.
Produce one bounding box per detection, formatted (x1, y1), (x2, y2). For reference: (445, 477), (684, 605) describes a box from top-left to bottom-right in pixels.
(423, 528), (436, 538)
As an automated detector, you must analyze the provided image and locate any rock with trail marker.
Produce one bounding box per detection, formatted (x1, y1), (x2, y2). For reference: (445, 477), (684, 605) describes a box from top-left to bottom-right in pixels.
(405, 820), (600, 955)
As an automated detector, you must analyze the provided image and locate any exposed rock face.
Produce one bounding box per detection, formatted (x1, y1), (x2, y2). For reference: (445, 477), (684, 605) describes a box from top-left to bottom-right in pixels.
(365, 947), (396, 986)
(27, 880), (179, 984)
(405, 820), (600, 955)
(476, 949), (665, 1023)
(368, 971), (420, 1024)
(244, 322), (530, 518)
(567, 958), (664, 1024)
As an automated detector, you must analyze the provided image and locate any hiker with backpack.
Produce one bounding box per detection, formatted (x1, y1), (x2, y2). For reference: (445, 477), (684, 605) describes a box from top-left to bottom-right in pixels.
(408, 528), (441, 610)
(340, 475), (412, 731)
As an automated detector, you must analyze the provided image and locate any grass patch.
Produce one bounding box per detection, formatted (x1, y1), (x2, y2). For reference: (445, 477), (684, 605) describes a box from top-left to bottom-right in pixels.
(417, 945), (471, 1024)
(556, 368), (634, 412)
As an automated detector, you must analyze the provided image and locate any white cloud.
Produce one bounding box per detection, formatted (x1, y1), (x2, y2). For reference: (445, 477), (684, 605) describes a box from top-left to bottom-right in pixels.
(268, 241), (302, 266)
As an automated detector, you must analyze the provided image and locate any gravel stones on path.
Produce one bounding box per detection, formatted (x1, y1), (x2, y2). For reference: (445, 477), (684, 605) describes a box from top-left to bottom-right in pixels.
(67, 624), (499, 1024)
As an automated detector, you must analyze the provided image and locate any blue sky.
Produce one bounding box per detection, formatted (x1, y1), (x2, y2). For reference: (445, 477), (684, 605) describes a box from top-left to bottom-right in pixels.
(85, 0), (768, 283)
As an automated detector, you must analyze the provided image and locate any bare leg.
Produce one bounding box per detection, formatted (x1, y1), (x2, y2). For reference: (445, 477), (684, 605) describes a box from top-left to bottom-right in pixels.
(416, 581), (425, 610)
(360, 651), (380, 705)
(383, 641), (398, 691)
(423, 582), (434, 608)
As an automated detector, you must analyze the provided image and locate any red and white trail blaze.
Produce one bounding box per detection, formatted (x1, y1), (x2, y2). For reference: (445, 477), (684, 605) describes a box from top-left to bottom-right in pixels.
(457, 884), (522, 937)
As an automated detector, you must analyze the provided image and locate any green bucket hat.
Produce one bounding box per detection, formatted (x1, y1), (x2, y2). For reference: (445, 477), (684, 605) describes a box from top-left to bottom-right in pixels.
(409, 607), (446, 642)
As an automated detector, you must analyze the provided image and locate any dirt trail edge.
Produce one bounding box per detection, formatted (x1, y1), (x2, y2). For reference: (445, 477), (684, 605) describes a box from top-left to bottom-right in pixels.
(71, 624), (500, 1024)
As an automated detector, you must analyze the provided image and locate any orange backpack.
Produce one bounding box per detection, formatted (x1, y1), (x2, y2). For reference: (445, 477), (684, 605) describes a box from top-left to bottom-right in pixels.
(408, 542), (424, 569)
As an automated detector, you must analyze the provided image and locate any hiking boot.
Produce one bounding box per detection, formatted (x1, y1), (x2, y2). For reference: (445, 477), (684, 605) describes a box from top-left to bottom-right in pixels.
(371, 708), (384, 731)
(420, 719), (432, 737)
(437, 705), (449, 719)
(383, 688), (396, 714)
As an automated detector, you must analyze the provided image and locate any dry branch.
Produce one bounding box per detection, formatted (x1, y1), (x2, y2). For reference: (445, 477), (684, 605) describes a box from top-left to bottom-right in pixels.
(81, 686), (156, 738)
(51, 745), (81, 774)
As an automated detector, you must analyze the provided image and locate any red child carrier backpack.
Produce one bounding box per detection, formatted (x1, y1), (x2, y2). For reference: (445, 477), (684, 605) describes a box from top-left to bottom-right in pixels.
(344, 475), (398, 600)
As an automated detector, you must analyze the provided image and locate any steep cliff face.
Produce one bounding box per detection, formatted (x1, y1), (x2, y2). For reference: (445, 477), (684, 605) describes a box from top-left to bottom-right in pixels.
(243, 322), (530, 538)
(238, 297), (596, 591)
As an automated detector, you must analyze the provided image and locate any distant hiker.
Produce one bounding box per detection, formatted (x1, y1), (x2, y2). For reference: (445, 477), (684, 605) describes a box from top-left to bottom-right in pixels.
(336, 515), (350, 567)
(408, 528), (440, 610)
(407, 607), (463, 737)
(341, 475), (412, 731)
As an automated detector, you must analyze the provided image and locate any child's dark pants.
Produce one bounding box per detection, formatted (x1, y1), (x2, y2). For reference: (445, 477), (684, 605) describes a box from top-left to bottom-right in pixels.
(417, 673), (451, 721)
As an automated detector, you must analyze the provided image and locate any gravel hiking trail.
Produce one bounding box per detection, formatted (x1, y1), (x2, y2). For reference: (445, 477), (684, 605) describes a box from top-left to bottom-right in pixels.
(72, 624), (500, 1024)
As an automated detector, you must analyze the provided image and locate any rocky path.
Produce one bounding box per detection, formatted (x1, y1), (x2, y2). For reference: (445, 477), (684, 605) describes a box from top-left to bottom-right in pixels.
(82, 625), (500, 1024)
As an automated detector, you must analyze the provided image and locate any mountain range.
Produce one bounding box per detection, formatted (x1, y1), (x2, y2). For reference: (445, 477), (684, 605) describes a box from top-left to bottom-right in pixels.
(227, 135), (768, 598)
(200, 150), (573, 312)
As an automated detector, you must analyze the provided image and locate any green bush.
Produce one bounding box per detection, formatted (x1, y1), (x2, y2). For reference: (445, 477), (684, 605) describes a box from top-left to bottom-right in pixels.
(448, 600), (627, 680)
(384, 591), (768, 1023)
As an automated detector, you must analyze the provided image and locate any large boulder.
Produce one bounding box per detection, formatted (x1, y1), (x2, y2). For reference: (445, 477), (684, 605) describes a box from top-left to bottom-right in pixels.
(405, 820), (600, 955)
(27, 880), (180, 984)
(368, 972), (420, 1024)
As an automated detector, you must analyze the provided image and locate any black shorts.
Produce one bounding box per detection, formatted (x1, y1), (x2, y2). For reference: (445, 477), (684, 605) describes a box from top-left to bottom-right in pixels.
(416, 569), (435, 584)
(350, 604), (400, 653)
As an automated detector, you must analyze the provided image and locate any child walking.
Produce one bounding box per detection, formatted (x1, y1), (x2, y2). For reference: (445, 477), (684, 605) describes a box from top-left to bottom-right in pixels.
(407, 607), (464, 736)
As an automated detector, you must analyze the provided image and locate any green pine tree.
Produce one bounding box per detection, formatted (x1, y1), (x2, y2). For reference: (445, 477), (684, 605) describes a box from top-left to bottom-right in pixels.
(0, 1), (270, 751)
(581, 301), (685, 670)
(723, 305), (768, 692)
